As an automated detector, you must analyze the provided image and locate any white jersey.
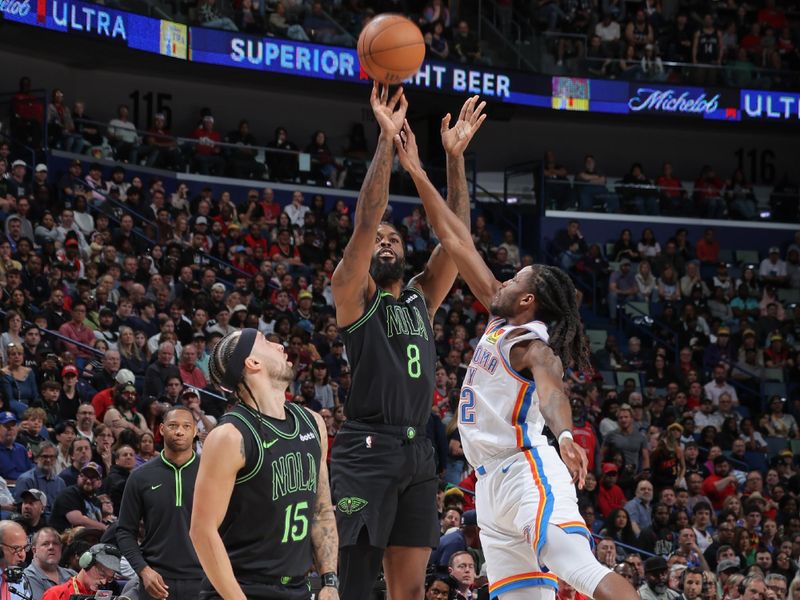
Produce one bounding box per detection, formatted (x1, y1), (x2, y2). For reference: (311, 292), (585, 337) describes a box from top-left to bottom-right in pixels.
(458, 317), (550, 468)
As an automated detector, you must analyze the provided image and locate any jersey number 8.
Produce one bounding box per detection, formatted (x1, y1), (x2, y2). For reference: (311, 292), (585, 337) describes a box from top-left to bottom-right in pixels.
(406, 344), (421, 379)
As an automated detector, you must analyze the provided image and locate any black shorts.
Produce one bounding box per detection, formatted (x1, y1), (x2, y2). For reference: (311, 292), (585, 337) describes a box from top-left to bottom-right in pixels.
(199, 576), (310, 600)
(330, 421), (439, 550)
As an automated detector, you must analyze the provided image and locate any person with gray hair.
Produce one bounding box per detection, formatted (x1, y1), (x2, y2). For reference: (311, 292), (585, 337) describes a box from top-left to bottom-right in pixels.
(12, 441), (65, 519)
(0, 519), (30, 597)
(787, 576), (800, 600)
(765, 573), (788, 600)
(23, 527), (75, 599)
(143, 341), (180, 399)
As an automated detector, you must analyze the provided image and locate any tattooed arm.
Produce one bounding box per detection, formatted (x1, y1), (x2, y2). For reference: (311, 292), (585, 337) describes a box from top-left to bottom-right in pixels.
(509, 339), (588, 488)
(331, 82), (408, 328)
(307, 410), (339, 600)
(189, 423), (247, 600)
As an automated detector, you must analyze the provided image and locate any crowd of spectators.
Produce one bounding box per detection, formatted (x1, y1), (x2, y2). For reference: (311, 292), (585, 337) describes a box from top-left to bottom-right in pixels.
(3, 77), (800, 600)
(543, 152), (799, 222)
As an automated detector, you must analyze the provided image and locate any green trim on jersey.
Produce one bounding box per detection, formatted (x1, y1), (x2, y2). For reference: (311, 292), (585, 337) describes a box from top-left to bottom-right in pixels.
(227, 411), (265, 485)
(346, 290), (392, 334)
(242, 403), (301, 440)
(292, 404), (321, 447)
(159, 450), (197, 506)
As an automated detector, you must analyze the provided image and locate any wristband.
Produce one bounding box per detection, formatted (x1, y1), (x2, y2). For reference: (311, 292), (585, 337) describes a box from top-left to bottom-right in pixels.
(557, 430), (574, 444)
(321, 572), (339, 590)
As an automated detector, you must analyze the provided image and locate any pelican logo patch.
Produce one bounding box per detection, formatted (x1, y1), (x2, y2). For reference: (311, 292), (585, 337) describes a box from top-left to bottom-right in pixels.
(487, 328), (505, 345)
(337, 497), (368, 515)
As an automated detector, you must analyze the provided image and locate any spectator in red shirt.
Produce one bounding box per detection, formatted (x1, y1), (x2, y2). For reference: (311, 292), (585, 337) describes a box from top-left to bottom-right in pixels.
(693, 167), (725, 218)
(571, 396), (599, 473)
(701, 455), (738, 510)
(757, 0), (787, 30)
(190, 115), (225, 176)
(243, 222), (268, 253)
(41, 544), (122, 600)
(656, 162), (688, 214)
(695, 227), (720, 264)
(598, 462), (626, 518)
(178, 343), (208, 389)
(11, 76), (44, 147)
(269, 228), (302, 267)
(57, 302), (95, 363)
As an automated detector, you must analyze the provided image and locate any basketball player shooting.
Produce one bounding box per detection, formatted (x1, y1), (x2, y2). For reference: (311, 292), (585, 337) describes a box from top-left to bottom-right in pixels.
(393, 122), (640, 600)
(329, 83), (485, 600)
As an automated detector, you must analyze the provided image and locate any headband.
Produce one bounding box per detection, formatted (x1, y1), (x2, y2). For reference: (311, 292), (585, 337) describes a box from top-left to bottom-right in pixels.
(222, 328), (259, 391)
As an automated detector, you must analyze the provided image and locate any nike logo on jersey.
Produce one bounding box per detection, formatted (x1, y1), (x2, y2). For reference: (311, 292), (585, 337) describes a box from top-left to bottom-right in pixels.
(150, 484), (163, 490)
(501, 458), (519, 473)
(263, 439), (278, 449)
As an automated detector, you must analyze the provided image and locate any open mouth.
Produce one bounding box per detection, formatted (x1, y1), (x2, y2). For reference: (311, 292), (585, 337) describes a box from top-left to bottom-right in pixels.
(379, 251), (395, 259)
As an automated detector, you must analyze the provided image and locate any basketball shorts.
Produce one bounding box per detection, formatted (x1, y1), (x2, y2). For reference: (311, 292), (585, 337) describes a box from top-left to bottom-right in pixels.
(330, 421), (439, 549)
(474, 445), (597, 599)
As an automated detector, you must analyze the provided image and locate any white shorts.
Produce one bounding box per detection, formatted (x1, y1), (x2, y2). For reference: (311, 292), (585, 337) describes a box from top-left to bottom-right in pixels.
(475, 445), (595, 598)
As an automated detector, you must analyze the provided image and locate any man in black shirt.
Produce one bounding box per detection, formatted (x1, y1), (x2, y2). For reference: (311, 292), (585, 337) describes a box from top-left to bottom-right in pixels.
(330, 86), (484, 600)
(118, 406), (202, 600)
(50, 462), (106, 533)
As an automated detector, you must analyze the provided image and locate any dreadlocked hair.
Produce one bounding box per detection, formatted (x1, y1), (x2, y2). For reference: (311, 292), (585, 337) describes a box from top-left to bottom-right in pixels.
(529, 265), (590, 373)
(208, 330), (244, 404)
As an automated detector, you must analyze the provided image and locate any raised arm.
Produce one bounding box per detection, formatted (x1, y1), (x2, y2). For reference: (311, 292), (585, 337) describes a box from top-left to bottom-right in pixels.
(332, 83), (407, 327)
(307, 410), (339, 600)
(189, 423), (247, 600)
(410, 96), (487, 318)
(394, 120), (500, 310)
(510, 339), (588, 488)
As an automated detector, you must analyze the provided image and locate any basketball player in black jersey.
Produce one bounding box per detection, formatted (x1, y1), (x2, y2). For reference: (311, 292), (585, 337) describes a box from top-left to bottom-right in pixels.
(330, 82), (486, 600)
(190, 329), (338, 600)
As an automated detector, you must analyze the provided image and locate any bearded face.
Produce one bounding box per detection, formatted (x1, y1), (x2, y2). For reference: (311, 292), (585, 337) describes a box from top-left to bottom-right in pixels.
(369, 252), (406, 287)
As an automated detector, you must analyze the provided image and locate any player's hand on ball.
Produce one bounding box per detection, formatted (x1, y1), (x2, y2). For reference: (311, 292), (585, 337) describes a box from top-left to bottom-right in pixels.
(394, 120), (422, 174)
(441, 95), (487, 157)
(370, 81), (408, 140)
(559, 438), (588, 489)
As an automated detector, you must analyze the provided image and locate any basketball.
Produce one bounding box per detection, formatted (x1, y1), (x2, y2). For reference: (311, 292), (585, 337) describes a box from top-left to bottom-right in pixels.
(357, 14), (425, 85)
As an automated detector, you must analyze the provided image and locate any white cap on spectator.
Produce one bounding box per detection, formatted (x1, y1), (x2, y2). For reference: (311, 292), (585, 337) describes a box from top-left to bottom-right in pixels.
(35, 163), (48, 173)
(203, 115), (214, 122)
(211, 282), (226, 293)
(115, 369), (135, 385)
(195, 216), (208, 226)
(11, 160), (26, 169)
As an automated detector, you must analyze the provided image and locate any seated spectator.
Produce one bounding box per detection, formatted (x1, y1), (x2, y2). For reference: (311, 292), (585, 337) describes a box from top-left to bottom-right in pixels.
(428, 510), (479, 574)
(41, 543), (121, 599)
(542, 150), (572, 209)
(196, 0), (237, 31)
(701, 456), (738, 511)
(553, 220), (587, 271)
(23, 527), (75, 598)
(452, 20), (483, 64)
(58, 437), (92, 487)
(638, 556), (678, 600)
(759, 247), (788, 288)
(1, 341), (39, 410)
(694, 168), (726, 219)
(657, 264), (681, 303)
(620, 164), (660, 215)
(0, 411), (33, 482)
(724, 169), (757, 220)
(608, 259), (638, 316)
(624, 479), (654, 531)
(762, 395), (797, 438)
(13, 441), (65, 520)
(103, 383), (150, 439)
(189, 116), (226, 176)
(598, 462), (626, 518)
(49, 461), (107, 532)
(577, 155), (618, 212)
(425, 20), (450, 60)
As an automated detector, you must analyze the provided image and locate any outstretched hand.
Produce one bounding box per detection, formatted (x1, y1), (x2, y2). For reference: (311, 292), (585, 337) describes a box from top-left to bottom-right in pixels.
(393, 119), (423, 175)
(559, 438), (588, 489)
(370, 81), (408, 139)
(441, 95), (487, 157)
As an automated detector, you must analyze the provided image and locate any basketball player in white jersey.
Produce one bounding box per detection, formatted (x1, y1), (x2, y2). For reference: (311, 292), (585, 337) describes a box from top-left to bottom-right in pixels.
(393, 121), (639, 600)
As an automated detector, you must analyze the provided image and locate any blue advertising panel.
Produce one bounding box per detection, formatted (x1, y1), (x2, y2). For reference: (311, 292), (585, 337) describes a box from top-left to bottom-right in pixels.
(3, 0), (797, 124)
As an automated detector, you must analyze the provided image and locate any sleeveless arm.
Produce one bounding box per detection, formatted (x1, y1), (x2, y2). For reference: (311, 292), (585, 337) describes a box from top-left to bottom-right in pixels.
(307, 409), (338, 576)
(409, 97), (485, 319)
(396, 120), (499, 311)
(332, 85), (406, 328)
(189, 423), (247, 600)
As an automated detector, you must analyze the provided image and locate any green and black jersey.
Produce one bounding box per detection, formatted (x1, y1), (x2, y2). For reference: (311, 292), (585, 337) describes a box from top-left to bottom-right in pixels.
(340, 286), (436, 430)
(217, 402), (321, 579)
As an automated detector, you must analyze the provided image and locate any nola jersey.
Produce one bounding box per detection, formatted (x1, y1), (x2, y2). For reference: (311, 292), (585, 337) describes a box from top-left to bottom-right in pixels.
(340, 286), (436, 429)
(458, 317), (550, 468)
(216, 402), (321, 580)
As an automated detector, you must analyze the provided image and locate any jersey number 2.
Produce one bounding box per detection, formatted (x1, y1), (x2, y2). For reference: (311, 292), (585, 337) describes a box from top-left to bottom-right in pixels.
(407, 344), (421, 379)
(459, 387), (476, 424)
